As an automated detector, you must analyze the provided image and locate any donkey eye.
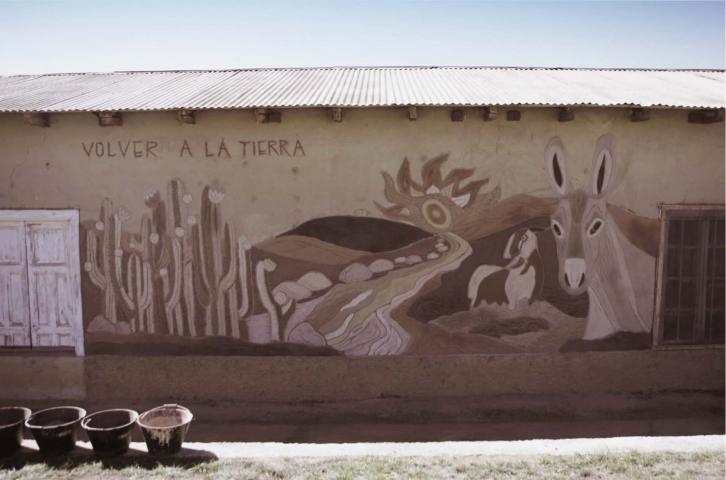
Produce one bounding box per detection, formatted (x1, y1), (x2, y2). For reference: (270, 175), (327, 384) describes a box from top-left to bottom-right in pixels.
(588, 219), (604, 237)
(551, 220), (563, 238)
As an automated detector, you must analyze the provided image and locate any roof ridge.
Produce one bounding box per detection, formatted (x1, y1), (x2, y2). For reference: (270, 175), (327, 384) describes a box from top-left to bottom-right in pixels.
(1, 65), (724, 78)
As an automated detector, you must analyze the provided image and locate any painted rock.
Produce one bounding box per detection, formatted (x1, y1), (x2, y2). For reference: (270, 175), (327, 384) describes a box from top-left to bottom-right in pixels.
(406, 255), (423, 265)
(87, 315), (116, 334)
(339, 263), (373, 284)
(369, 258), (395, 274)
(115, 322), (132, 335)
(297, 271), (332, 292)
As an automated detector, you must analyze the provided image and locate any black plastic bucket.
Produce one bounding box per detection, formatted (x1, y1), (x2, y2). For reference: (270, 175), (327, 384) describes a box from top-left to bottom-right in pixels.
(0, 407), (31, 457)
(137, 404), (193, 456)
(81, 409), (138, 456)
(25, 406), (86, 456)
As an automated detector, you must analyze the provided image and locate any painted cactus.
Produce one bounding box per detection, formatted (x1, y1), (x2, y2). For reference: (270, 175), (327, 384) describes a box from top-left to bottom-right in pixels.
(118, 216), (155, 333)
(84, 199), (157, 333)
(85, 180), (254, 338)
(192, 185), (241, 338)
(238, 236), (253, 320)
(161, 179), (196, 336)
(84, 198), (120, 325)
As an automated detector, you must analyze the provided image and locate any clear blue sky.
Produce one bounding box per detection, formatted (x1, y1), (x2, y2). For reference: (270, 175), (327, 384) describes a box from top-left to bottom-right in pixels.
(0, 0), (723, 74)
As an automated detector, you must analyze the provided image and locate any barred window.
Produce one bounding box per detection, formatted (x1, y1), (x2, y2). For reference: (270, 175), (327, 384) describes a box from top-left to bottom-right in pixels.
(657, 207), (725, 346)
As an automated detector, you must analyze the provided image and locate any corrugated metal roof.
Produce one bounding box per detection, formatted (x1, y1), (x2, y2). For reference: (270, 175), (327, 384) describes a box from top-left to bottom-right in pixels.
(0, 67), (723, 112)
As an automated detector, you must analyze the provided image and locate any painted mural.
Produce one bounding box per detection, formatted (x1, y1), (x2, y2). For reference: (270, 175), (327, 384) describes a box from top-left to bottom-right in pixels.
(82, 135), (660, 355)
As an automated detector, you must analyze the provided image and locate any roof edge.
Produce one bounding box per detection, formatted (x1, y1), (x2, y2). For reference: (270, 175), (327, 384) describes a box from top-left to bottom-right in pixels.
(1, 65), (724, 78)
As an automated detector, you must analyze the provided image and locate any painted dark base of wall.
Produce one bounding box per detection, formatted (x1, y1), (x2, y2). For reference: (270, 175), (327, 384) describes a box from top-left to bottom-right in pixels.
(0, 349), (722, 402)
(85, 333), (340, 356)
(83, 331), (651, 356)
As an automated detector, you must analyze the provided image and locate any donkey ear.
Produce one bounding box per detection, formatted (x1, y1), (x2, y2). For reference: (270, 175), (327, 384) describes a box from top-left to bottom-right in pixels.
(544, 137), (569, 196)
(592, 135), (615, 196)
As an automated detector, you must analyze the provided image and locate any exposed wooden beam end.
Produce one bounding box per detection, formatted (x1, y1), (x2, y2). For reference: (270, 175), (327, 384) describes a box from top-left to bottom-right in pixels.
(407, 106), (417, 121)
(630, 108), (650, 122)
(255, 109), (281, 124)
(331, 107), (343, 122)
(96, 112), (122, 127)
(177, 109), (196, 124)
(688, 109), (724, 124)
(255, 108), (268, 124)
(23, 112), (49, 128)
(506, 110), (521, 122)
(450, 109), (465, 122)
(267, 111), (282, 123)
(557, 107), (574, 122)
(482, 106), (497, 121)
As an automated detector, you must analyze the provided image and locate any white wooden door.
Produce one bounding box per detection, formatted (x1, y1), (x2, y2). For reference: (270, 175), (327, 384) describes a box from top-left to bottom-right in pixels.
(0, 211), (84, 355)
(0, 221), (31, 346)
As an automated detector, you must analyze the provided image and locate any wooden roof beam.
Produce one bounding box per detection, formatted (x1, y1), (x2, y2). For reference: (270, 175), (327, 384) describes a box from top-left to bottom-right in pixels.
(23, 112), (49, 127)
(557, 107), (574, 122)
(450, 109), (465, 122)
(506, 110), (521, 121)
(630, 108), (650, 122)
(95, 111), (122, 127)
(482, 106), (497, 121)
(688, 109), (724, 124)
(407, 106), (417, 121)
(178, 109), (196, 124)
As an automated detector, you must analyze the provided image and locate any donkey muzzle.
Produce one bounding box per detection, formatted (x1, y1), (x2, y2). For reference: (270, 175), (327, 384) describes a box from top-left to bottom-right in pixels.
(564, 258), (586, 289)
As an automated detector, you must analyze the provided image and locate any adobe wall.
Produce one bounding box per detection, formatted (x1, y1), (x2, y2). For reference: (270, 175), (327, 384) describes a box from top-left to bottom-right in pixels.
(0, 107), (723, 357)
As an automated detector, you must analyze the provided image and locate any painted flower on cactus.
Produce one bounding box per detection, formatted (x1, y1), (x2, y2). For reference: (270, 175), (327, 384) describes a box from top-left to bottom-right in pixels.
(182, 193), (193, 204)
(175, 227), (185, 238)
(149, 232), (160, 245)
(144, 190), (161, 209)
(207, 183), (225, 204)
(117, 207), (131, 223)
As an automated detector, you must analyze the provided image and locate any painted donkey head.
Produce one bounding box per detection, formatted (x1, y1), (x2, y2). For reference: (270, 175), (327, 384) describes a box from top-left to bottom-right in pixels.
(544, 135), (615, 295)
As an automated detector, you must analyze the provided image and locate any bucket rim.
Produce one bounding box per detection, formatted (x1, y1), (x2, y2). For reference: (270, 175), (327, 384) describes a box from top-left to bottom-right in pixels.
(0, 406), (31, 429)
(25, 406), (87, 430)
(137, 404), (193, 431)
(81, 408), (139, 432)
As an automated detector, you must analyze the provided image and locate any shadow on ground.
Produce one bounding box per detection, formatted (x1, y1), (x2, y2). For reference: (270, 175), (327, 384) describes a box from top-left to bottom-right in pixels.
(0, 445), (217, 470)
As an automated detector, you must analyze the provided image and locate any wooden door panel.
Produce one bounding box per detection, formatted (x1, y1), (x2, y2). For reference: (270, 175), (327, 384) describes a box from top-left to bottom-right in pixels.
(0, 224), (24, 263)
(24, 217), (83, 354)
(34, 331), (76, 348)
(0, 222), (30, 346)
(0, 272), (30, 326)
(28, 225), (67, 265)
(30, 270), (74, 328)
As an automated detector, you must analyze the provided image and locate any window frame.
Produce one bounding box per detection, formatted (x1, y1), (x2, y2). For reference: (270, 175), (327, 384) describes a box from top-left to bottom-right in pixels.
(652, 203), (725, 350)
